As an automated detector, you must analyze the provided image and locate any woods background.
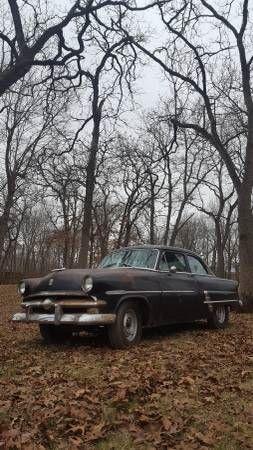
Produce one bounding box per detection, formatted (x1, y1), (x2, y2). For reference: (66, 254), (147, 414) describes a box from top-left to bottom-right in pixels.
(0, 1), (252, 305)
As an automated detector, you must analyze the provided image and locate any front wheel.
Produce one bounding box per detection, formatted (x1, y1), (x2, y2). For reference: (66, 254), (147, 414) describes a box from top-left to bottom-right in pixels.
(207, 305), (229, 329)
(108, 301), (142, 349)
(39, 324), (73, 343)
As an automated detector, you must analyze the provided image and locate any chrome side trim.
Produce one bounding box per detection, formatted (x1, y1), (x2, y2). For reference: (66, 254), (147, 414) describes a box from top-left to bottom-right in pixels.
(12, 312), (116, 325)
(163, 290), (195, 294)
(204, 290), (238, 295)
(157, 270), (190, 274)
(204, 290), (239, 304)
(106, 290), (161, 295)
(106, 290), (130, 295)
(106, 290), (195, 295)
(204, 300), (240, 304)
(190, 273), (214, 277)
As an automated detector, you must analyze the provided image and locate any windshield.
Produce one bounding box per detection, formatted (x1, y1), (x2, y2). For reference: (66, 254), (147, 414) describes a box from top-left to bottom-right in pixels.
(99, 248), (158, 269)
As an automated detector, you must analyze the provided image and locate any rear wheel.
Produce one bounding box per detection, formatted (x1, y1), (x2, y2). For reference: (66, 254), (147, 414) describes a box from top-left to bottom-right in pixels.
(108, 301), (142, 349)
(207, 305), (229, 329)
(39, 324), (73, 343)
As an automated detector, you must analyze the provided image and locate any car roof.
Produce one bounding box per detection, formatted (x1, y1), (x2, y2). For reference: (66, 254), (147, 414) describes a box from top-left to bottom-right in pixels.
(113, 245), (202, 259)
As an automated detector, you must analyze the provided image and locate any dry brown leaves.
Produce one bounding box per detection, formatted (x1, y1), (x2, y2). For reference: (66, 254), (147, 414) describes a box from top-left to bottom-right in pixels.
(0, 303), (252, 450)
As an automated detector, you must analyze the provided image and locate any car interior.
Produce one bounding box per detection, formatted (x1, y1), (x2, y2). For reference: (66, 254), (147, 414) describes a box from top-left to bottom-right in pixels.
(158, 252), (187, 272)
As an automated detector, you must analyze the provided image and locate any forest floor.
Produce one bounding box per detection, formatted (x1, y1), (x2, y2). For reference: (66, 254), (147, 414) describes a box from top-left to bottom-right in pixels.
(0, 287), (252, 449)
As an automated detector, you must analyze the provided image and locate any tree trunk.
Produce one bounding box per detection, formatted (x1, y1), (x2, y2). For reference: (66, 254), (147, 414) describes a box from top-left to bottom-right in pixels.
(226, 237), (232, 278)
(210, 245), (216, 273)
(238, 185), (253, 311)
(0, 169), (16, 268)
(149, 182), (155, 244)
(215, 219), (225, 278)
(0, 216), (9, 265)
(123, 220), (132, 247)
(0, 197), (14, 269)
(100, 237), (109, 260)
(78, 131), (98, 268)
(163, 204), (171, 245)
(169, 201), (186, 246)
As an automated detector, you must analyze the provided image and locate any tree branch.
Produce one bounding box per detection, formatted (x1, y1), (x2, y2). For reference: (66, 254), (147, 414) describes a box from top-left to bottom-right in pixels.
(7, 0), (27, 53)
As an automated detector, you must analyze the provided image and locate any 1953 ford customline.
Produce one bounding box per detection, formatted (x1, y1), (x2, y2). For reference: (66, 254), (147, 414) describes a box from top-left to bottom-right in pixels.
(12, 245), (241, 348)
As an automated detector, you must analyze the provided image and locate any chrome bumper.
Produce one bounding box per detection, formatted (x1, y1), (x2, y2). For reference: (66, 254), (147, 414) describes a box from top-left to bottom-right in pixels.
(12, 311), (116, 325)
(12, 296), (115, 326)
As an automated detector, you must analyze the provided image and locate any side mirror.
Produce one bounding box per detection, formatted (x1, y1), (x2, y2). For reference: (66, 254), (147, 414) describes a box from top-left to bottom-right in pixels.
(169, 265), (177, 274)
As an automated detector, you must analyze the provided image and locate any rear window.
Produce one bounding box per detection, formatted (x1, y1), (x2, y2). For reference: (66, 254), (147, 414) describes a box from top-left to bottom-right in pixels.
(188, 255), (208, 275)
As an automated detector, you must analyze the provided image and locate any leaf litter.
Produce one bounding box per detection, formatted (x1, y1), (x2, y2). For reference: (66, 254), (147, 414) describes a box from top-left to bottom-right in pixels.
(0, 305), (252, 449)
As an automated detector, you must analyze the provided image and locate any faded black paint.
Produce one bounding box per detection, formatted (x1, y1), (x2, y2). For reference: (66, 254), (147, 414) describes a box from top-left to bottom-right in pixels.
(19, 245), (239, 328)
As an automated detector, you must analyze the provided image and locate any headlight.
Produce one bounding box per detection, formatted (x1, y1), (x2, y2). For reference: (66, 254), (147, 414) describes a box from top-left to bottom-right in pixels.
(82, 275), (93, 293)
(18, 281), (26, 295)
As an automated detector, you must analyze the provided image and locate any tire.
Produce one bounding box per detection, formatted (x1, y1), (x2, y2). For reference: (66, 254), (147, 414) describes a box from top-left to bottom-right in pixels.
(39, 324), (73, 343)
(207, 305), (229, 329)
(108, 301), (142, 349)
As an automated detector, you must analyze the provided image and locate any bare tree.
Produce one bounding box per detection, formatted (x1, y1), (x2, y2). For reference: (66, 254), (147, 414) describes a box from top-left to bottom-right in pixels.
(144, 115), (213, 246)
(38, 152), (84, 267)
(0, 77), (65, 268)
(191, 160), (237, 277)
(0, 0), (157, 96)
(176, 216), (216, 267)
(77, 24), (138, 267)
(131, 0), (253, 308)
(116, 159), (149, 247)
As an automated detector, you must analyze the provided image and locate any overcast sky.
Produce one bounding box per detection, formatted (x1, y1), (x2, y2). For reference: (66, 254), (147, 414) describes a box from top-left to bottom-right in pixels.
(121, 5), (169, 129)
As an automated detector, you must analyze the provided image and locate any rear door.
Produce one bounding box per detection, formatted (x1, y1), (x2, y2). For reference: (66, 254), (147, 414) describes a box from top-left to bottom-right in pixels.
(186, 254), (214, 317)
(187, 254), (238, 306)
(157, 251), (200, 323)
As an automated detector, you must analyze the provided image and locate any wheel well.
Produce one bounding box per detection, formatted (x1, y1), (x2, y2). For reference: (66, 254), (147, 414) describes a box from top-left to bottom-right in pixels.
(117, 297), (150, 326)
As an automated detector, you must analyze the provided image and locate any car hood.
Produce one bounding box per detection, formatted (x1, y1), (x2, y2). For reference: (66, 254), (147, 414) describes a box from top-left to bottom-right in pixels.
(25, 267), (155, 296)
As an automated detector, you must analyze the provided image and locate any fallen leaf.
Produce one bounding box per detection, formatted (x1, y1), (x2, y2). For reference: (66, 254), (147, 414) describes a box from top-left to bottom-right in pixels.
(194, 431), (215, 446)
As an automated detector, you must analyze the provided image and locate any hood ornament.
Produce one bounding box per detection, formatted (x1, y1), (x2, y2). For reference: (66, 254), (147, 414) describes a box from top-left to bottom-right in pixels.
(48, 278), (54, 286)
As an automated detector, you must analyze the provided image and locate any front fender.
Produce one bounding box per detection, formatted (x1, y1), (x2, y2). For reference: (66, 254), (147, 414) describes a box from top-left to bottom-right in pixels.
(114, 294), (151, 326)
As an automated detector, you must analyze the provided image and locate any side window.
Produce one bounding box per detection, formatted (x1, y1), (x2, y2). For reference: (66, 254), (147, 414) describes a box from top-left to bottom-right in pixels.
(158, 252), (187, 272)
(188, 255), (208, 275)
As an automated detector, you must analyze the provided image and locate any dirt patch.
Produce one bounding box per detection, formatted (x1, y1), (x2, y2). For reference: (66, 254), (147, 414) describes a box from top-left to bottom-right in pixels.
(0, 289), (252, 449)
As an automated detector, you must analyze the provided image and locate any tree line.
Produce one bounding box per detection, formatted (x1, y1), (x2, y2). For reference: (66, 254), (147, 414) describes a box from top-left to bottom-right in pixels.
(0, 1), (252, 308)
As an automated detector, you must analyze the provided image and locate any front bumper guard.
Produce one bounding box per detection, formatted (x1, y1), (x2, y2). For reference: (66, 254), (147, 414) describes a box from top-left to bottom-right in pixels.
(12, 303), (116, 326)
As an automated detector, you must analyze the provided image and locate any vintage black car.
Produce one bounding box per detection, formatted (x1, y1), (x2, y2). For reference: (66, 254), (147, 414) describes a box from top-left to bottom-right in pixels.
(12, 245), (241, 348)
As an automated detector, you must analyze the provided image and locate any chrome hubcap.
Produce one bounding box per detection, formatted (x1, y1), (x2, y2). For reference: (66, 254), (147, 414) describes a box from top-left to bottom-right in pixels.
(123, 309), (138, 342)
(216, 306), (226, 323)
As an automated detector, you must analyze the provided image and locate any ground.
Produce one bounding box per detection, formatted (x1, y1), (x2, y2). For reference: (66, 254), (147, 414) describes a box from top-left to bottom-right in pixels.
(0, 286), (252, 450)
